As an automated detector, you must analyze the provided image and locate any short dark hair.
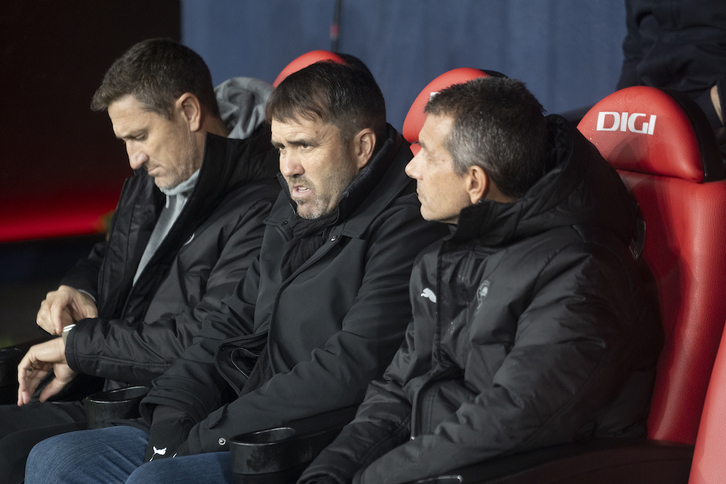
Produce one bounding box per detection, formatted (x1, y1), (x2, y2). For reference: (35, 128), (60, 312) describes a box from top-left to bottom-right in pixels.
(425, 77), (548, 199)
(266, 60), (387, 145)
(91, 38), (219, 119)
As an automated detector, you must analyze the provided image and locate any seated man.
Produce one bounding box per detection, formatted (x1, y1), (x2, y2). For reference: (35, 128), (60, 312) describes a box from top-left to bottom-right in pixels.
(24, 60), (448, 483)
(299, 76), (663, 484)
(0, 38), (280, 483)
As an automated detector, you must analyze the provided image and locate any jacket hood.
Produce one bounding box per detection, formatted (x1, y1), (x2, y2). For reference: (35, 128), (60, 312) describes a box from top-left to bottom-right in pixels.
(189, 125), (277, 225)
(454, 115), (638, 248)
(215, 76), (274, 140)
(184, 77), (278, 223)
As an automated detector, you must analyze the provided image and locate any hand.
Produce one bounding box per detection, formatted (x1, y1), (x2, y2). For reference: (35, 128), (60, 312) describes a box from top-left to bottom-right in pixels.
(17, 338), (76, 406)
(711, 84), (723, 125)
(37, 285), (98, 335)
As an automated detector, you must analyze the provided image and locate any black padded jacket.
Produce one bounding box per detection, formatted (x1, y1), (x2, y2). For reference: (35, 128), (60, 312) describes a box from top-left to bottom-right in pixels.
(63, 125), (280, 389)
(138, 127), (450, 454)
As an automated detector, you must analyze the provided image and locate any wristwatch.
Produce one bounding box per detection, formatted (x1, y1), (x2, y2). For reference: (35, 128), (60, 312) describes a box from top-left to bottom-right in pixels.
(62, 324), (76, 345)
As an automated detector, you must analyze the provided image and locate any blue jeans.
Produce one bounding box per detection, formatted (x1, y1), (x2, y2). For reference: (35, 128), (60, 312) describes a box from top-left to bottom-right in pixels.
(25, 426), (234, 484)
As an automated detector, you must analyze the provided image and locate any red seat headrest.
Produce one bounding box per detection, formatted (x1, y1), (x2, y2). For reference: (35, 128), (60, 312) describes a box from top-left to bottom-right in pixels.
(273, 50), (345, 88)
(402, 68), (496, 150)
(577, 86), (723, 182)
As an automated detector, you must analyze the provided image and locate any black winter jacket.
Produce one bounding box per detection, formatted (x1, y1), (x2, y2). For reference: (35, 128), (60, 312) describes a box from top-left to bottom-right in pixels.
(617, 0), (726, 98)
(300, 116), (663, 484)
(63, 126), (280, 389)
(138, 127), (450, 454)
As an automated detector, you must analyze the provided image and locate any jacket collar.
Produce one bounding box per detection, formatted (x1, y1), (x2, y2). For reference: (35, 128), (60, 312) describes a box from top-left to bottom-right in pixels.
(450, 115), (637, 248)
(127, 125), (276, 295)
(182, 126), (276, 221)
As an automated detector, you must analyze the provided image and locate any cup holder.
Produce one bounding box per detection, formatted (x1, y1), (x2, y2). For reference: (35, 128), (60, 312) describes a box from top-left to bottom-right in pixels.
(231, 406), (358, 484)
(410, 477), (464, 484)
(238, 426), (297, 444)
(84, 385), (149, 429)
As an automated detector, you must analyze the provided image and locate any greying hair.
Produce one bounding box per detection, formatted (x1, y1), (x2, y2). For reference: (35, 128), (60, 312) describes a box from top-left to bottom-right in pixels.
(91, 38), (219, 119)
(425, 77), (548, 199)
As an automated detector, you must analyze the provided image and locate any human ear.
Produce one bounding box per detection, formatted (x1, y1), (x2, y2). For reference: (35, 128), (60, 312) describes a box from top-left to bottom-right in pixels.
(177, 93), (202, 131)
(353, 128), (376, 170)
(466, 165), (488, 204)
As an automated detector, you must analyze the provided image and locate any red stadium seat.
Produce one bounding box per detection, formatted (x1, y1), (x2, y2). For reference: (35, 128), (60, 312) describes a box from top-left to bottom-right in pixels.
(578, 86), (726, 445)
(272, 50), (344, 87)
(689, 322), (726, 484)
(402, 68), (502, 154)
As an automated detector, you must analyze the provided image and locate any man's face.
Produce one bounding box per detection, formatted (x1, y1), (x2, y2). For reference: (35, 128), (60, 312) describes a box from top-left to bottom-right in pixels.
(272, 117), (361, 220)
(405, 114), (473, 224)
(108, 95), (202, 190)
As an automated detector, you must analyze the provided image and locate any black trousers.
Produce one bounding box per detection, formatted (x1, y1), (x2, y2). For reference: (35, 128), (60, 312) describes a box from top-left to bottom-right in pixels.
(0, 401), (87, 484)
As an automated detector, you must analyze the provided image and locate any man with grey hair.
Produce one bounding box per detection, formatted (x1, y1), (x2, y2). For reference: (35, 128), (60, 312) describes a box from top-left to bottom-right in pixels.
(0, 38), (279, 483)
(299, 76), (663, 484)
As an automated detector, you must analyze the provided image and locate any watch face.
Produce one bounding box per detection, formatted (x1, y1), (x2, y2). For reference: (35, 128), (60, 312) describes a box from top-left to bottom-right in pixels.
(62, 324), (75, 344)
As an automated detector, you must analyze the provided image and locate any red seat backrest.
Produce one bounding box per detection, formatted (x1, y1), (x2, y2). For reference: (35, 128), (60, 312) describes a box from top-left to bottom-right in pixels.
(402, 68), (498, 154)
(577, 86), (726, 445)
(273, 50), (344, 87)
(690, 322), (726, 484)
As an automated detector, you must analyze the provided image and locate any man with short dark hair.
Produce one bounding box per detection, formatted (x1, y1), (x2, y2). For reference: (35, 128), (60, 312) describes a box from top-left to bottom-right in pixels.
(25, 60), (448, 483)
(0, 38), (279, 483)
(299, 76), (663, 484)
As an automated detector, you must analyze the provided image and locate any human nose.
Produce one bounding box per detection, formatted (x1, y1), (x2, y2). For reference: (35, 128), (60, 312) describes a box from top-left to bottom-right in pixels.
(126, 142), (149, 170)
(405, 151), (421, 180)
(279, 150), (304, 178)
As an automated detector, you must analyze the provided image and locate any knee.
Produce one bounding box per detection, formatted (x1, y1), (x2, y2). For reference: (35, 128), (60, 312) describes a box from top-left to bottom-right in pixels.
(25, 434), (80, 484)
(126, 459), (175, 484)
(26, 426), (147, 484)
(126, 453), (233, 484)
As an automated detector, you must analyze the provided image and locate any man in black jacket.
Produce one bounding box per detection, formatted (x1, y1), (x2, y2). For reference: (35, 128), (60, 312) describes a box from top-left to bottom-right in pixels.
(1, 39), (279, 483)
(299, 77), (663, 484)
(25, 60), (448, 483)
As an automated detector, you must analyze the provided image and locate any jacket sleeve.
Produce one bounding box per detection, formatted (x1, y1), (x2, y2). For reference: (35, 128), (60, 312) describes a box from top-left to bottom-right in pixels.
(298, 323), (417, 484)
(64, 198), (273, 385)
(616, 0), (642, 90)
(182, 204), (448, 454)
(137, 248), (264, 425)
(303, 243), (659, 484)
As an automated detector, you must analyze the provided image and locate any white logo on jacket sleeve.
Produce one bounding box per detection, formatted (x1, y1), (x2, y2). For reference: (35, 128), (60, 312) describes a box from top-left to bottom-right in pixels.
(421, 288), (437, 303)
(476, 280), (490, 307)
(150, 446), (167, 461)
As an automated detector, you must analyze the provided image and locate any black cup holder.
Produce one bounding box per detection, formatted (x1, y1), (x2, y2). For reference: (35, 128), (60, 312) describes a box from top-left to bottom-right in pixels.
(231, 405), (358, 484)
(84, 385), (149, 429)
(240, 426), (297, 444)
(410, 477), (463, 484)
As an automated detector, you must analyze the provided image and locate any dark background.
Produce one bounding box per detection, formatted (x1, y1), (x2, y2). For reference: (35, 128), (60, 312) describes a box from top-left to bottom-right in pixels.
(0, 1), (180, 346)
